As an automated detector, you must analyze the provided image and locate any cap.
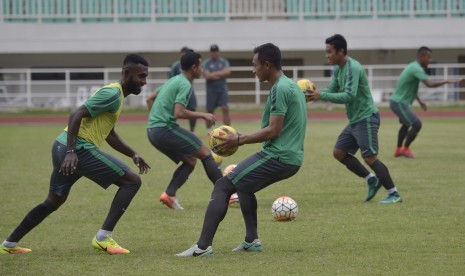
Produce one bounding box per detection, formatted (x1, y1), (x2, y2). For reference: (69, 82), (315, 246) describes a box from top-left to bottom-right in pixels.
(210, 44), (219, 52)
(180, 46), (193, 54)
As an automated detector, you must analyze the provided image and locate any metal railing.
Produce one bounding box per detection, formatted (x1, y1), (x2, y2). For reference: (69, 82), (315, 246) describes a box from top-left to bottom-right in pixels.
(2, 0), (465, 23)
(0, 63), (464, 110)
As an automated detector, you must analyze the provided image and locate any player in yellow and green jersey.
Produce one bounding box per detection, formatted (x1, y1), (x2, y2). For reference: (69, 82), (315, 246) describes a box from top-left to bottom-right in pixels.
(307, 34), (402, 204)
(390, 47), (464, 158)
(1, 54), (151, 255)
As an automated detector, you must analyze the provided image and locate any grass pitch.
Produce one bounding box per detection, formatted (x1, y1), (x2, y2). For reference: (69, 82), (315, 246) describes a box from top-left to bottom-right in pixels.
(1, 115), (464, 275)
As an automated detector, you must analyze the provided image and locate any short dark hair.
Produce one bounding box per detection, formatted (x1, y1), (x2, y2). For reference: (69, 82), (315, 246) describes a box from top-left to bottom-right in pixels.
(123, 54), (149, 67)
(181, 52), (202, 71)
(210, 44), (219, 52)
(180, 46), (193, 54)
(325, 34), (348, 55)
(417, 46), (432, 56)
(253, 43), (282, 70)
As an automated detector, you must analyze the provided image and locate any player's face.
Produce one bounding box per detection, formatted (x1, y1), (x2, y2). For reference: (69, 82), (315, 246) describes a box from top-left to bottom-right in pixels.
(124, 64), (148, 95)
(193, 59), (203, 78)
(419, 51), (433, 68)
(252, 53), (268, 82)
(325, 44), (343, 65)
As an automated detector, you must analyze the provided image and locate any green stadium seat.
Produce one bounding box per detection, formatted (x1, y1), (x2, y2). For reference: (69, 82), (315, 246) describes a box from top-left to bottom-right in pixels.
(81, 0), (113, 23)
(193, 0), (226, 21)
(303, 0), (337, 20)
(156, 0), (188, 22)
(118, 0), (152, 22)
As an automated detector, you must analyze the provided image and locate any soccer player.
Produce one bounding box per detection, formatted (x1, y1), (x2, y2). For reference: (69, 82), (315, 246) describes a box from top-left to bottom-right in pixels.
(146, 51), (223, 210)
(307, 34), (402, 204)
(1, 54), (151, 255)
(203, 44), (231, 136)
(176, 43), (307, 257)
(390, 46), (464, 158)
(169, 46), (198, 132)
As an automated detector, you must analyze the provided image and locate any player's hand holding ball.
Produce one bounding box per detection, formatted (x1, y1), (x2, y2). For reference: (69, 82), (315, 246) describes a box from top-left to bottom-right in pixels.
(209, 125), (239, 157)
(297, 79), (319, 102)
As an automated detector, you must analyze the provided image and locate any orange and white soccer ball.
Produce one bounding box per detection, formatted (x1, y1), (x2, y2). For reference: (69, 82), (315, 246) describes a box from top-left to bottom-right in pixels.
(209, 125), (238, 157)
(271, 196), (298, 221)
(223, 164), (237, 176)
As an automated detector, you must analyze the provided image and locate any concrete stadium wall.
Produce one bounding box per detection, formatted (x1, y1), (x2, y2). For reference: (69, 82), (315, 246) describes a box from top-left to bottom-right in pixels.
(1, 17), (464, 55)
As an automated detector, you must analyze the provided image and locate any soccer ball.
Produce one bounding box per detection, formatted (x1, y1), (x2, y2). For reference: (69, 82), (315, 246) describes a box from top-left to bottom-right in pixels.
(271, 196), (298, 221)
(223, 164), (237, 175)
(297, 79), (316, 102)
(209, 125), (238, 157)
(211, 151), (223, 167)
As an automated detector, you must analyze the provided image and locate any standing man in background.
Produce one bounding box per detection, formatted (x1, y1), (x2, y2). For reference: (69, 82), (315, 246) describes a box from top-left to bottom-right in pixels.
(203, 44), (231, 137)
(390, 46), (464, 158)
(169, 46), (198, 133)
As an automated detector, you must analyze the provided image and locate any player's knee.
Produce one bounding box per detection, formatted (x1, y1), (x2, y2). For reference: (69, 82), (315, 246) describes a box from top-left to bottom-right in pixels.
(124, 178), (142, 193)
(413, 121), (422, 132)
(43, 197), (63, 211)
(195, 145), (211, 159)
(131, 175), (142, 189)
(214, 176), (235, 194)
(333, 148), (346, 161)
(363, 155), (378, 166)
(182, 155), (198, 167)
(123, 172), (142, 189)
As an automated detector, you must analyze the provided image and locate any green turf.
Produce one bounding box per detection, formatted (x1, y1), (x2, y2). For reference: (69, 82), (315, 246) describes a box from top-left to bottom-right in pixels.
(1, 117), (464, 275)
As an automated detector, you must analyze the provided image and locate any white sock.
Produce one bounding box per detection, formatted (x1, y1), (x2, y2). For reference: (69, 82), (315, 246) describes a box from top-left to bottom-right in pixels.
(364, 173), (375, 181)
(2, 240), (17, 248)
(96, 229), (112, 242)
(388, 187), (398, 194)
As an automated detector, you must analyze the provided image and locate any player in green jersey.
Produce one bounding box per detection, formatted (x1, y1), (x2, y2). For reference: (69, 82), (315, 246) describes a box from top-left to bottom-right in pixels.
(169, 46), (198, 132)
(146, 52), (223, 210)
(176, 43), (307, 257)
(307, 34), (402, 204)
(390, 46), (464, 158)
(1, 54), (151, 255)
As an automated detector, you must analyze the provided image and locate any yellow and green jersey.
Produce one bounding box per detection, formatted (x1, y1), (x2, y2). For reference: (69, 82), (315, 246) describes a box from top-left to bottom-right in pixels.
(147, 74), (192, 128)
(391, 61), (429, 105)
(320, 57), (378, 124)
(261, 75), (307, 166)
(56, 82), (124, 149)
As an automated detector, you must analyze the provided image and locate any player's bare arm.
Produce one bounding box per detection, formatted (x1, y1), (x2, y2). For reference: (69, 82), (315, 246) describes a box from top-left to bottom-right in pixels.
(422, 78), (463, 88)
(174, 103), (216, 125)
(236, 115), (284, 146)
(106, 128), (150, 174)
(60, 105), (91, 176)
(146, 91), (158, 110)
(416, 95), (427, 111)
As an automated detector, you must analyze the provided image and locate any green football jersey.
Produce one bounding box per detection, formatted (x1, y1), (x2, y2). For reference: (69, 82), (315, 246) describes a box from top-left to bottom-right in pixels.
(320, 57), (378, 124)
(391, 61), (429, 105)
(147, 74), (192, 128)
(261, 75), (307, 166)
(56, 82), (124, 149)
